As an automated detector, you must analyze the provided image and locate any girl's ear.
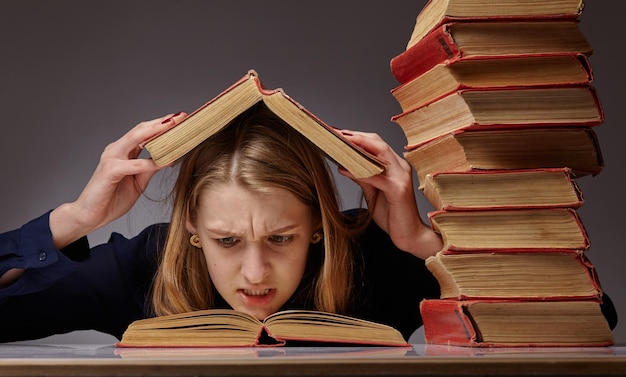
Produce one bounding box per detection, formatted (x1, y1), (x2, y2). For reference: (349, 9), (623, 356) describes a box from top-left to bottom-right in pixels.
(185, 218), (197, 235)
(185, 207), (197, 235)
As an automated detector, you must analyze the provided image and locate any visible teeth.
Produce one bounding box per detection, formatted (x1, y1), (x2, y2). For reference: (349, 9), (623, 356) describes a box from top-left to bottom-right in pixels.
(243, 289), (270, 296)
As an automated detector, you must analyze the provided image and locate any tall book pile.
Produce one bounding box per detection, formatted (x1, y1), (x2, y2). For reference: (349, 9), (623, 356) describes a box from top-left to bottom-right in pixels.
(389, 0), (614, 347)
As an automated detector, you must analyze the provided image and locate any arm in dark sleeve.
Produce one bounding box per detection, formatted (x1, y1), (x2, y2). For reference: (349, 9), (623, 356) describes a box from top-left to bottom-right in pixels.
(0, 214), (166, 342)
(0, 212), (90, 302)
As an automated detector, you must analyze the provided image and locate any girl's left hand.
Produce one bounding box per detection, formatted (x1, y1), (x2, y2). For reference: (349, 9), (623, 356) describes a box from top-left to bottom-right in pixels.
(338, 130), (442, 259)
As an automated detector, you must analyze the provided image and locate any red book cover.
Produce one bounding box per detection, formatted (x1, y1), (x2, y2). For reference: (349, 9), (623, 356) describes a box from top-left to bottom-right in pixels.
(390, 20), (592, 84)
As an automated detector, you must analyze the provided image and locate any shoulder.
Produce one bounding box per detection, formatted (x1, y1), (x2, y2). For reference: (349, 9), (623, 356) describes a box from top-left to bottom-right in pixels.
(342, 208), (440, 338)
(89, 223), (170, 318)
(342, 207), (439, 292)
(342, 208), (413, 259)
(106, 223), (169, 268)
(342, 208), (426, 274)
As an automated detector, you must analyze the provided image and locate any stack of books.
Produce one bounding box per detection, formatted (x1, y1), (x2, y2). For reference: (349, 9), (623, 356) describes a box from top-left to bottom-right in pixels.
(389, 0), (614, 347)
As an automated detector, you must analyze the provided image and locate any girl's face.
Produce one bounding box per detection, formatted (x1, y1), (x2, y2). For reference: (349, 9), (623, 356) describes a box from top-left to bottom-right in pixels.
(186, 182), (315, 320)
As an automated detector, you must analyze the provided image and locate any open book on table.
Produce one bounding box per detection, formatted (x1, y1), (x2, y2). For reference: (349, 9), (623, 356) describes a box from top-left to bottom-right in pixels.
(117, 309), (409, 348)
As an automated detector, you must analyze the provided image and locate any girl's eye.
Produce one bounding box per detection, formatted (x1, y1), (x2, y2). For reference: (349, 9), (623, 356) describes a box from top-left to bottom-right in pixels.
(269, 235), (293, 245)
(217, 237), (239, 248)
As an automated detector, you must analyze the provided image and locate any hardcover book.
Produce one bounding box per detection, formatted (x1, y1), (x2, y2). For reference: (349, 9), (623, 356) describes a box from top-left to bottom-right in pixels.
(391, 20), (592, 84)
(425, 251), (602, 300)
(420, 299), (614, 347)
(405, 0), (584, 49)
(144, 70), (385, 179)
(392, 85), (603, 149)
(403, 128), (603, 189)
(428, 208), (589, 252)
(422, 168), (584, 211)
(390, 55), (592, 112)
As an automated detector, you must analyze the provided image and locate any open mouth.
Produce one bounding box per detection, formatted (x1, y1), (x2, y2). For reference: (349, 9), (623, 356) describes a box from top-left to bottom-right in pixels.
(242, 288), (270, 297)
(238, 288), (276, 308)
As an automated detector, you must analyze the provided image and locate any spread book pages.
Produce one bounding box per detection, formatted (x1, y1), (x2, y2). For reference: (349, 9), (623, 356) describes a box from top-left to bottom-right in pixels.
(117, 309), (409, 348)
(143, 70), (385, 179)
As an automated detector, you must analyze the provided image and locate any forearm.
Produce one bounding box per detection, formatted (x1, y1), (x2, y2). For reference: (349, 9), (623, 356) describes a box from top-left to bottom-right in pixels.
(0, 268), (24, 288)
(49, 202), (97, 250)
(0, 212), (89, 300)
(405, 221), (442, 260)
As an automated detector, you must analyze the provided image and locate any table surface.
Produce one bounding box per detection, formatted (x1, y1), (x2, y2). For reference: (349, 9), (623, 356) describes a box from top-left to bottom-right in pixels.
(1, 343), (625, 376)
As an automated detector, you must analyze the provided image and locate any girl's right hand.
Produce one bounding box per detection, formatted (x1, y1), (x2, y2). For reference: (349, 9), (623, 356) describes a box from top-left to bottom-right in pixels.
(49, 112), (186, 249)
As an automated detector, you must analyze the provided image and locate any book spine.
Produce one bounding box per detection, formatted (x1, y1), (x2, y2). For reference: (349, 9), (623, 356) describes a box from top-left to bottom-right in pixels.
(420, 299), (480, 346)
(391, 25), (459, 84)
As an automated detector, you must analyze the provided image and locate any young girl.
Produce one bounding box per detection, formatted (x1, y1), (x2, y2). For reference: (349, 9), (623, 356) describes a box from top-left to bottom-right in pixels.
(0, 105), (446, 342)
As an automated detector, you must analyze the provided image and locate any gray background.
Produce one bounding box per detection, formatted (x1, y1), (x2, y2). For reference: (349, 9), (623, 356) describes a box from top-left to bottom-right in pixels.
(1, 1), (624, 345)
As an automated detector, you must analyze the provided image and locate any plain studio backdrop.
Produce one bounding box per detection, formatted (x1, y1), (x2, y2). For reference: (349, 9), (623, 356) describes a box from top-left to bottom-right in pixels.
(1, 1), (624, 345)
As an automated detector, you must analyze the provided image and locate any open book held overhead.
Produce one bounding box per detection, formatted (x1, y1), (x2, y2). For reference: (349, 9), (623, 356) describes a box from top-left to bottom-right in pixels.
(143, 70), (385, 179)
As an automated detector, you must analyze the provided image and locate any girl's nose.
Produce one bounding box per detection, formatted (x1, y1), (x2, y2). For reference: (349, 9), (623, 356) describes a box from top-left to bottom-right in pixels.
(240, 244), (270, 284)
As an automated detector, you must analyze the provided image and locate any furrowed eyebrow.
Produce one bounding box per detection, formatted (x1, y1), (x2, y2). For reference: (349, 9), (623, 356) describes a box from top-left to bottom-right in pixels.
(203, 224), (301, 236)
(268, 224), (300, 234)
(204, 227), (243, 237)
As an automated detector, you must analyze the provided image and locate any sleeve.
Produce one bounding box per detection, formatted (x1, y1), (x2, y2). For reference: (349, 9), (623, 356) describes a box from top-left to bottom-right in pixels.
(601, 292), (618, 330)
(0, 211), (90, 302)
(0, 214), (167, 342)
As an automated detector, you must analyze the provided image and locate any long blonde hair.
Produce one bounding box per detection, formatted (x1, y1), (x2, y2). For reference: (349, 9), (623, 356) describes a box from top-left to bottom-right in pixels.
(151, 104), (356, 316)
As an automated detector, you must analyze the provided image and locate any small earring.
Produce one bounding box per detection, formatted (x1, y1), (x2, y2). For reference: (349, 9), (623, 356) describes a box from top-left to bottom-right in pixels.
(310, 232), (323, 244)
(190, 234), (202, 248)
